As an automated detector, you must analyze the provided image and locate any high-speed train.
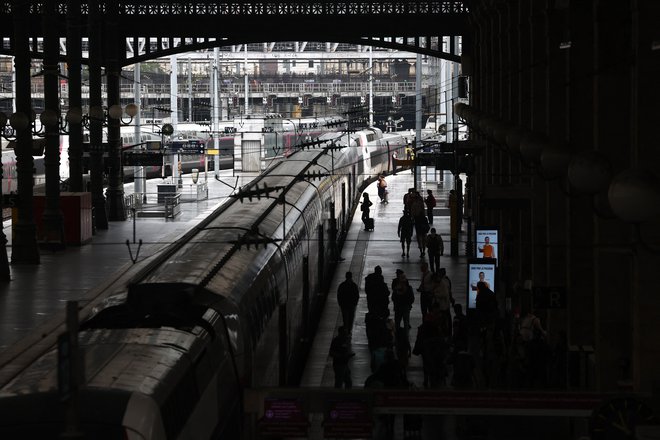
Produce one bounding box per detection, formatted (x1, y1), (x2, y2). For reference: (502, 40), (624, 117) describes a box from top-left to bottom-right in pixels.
(2, 119), (341, 194)
(0, 126), (407, 439)
(1, 127), (167, 193)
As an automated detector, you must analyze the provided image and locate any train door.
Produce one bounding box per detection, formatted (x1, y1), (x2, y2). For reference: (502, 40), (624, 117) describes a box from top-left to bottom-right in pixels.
(241, 138), (261, 172)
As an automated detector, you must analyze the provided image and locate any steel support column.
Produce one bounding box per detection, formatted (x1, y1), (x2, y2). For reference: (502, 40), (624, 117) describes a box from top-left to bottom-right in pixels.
(105, 2), (126, 221)
(10, 0), (40, 264)
(41, 0), (65, 248)
(88, 0), (108, 230)
(66, 0), (84, 192)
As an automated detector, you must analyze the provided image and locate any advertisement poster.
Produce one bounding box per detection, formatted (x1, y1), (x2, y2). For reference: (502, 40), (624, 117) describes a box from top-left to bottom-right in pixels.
(475, 228), (498, 261)
(467, 260), (496, 309)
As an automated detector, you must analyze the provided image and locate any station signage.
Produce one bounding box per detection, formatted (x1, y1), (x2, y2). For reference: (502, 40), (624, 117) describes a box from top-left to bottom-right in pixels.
(258, 398), (309, 437)
(123, 151), (164, 166)
(323, 399), (372, 438)
(533, 286), (567, 309)
(167, 139), (205, 154)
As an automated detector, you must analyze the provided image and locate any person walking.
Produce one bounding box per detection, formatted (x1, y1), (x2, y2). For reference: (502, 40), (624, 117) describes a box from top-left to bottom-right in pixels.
(451, 303), (469, 354)
(337, 272), (359, 332)
(377, 175), (388, 203)
(418, 262), (434, 317)
(391, 269), (415, 331)
(402, 187), (414, 213)
(365, 265), (390, 318)
(409, 190), (425, 221)
(329, 326), (355, 388)
(361, 192), (373, 231)
(425, 228), (444, 273)
(432, 270), (453, 337)
(519, 306), (548, 388)
(414, 215), (430, 257)
(397, 210), (414, 257)
(424, 189), (436, 225)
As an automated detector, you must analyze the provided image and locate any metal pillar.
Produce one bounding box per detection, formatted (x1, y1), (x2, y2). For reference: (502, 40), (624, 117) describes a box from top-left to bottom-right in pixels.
(11, 0), (40, 264)
(41, 0), (65, 247)
(105, 3), (126, 221)
(66, 0), (83, 192)
(88, 0), (108, 230)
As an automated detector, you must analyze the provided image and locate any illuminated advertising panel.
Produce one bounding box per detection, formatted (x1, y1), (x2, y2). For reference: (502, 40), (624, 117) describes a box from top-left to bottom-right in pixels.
(475, 227), (499, 262)
(467, 259), (496, 309)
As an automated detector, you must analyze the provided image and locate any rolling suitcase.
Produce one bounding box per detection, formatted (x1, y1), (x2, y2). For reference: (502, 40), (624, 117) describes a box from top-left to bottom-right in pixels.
(364, 217), (374, 231)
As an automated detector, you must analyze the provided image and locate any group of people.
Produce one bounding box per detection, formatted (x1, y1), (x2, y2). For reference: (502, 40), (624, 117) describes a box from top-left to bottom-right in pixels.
(331, 263), (473, 390)
(335, 175), (549, 391)
(360, 176), (438, 237)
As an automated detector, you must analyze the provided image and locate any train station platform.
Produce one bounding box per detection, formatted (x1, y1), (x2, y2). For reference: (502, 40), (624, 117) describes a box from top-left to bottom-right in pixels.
(0, 169), (256, 353)
(301, 170), (466, 390)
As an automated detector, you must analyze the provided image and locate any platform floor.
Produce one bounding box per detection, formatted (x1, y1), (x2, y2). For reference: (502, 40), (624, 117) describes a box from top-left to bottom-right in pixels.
(0, 170), (256, 352)
(301, 170), (466, 389)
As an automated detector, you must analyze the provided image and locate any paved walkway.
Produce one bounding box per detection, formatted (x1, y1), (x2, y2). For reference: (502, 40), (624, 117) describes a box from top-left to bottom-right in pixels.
(301, 170), (467, 389)
(0, 170), (254, 352)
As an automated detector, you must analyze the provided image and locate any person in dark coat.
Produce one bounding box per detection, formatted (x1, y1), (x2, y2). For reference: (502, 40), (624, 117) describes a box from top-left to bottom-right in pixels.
(361, 192), (373, 230)
(475, 281), (498, 329)
(425, 228), (444, 273)
(365, 265), (390, 318)
(391, 269), (414, 330)
(414, 215), (430, 257)
(329, 326), (355, 388)
(397, 210), (414, 257)
(425, 189), (437, 225)
(337, 271), (359, 332)
(452, 303), (469, 354)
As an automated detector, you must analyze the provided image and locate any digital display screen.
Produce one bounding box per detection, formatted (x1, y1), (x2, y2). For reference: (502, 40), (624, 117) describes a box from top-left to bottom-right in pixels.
(467, 259), (496, 309)
(475, 228), (498, 262)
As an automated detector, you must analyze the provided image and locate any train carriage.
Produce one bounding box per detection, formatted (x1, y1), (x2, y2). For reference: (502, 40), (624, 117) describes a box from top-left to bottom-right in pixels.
(0, 126), (407, 439)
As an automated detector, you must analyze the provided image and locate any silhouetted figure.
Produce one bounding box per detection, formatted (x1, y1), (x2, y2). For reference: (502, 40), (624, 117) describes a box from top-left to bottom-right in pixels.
(418, 262), (434, 317)
(414, 215), (430, 257)
(397, 210), (414, 257)
(395, 326), (411, 372)
(329, 326), (354, 388)
(425, 189), (436, 225)
(431, 271), (453, 337)
(337, 271), (359, 332)
(365, 265), (390, 318)
(452, 303), (469, 354)
(391, 269), (414, 330)
(520, 306), (548, 388)
(425, 228), (444, 273)
(413, 314), (449, 388)
(377, 175), (388, 203)
(361, 192), (373, 231)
